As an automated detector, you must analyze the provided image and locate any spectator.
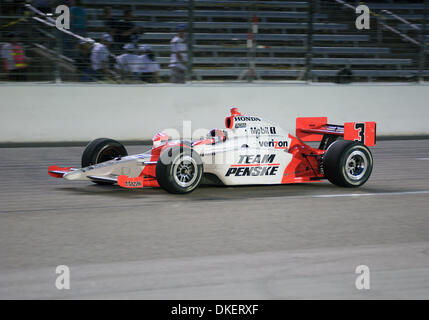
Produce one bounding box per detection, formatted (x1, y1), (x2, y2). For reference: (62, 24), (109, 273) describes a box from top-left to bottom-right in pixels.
(102, 7), (121, 54)
(1, 32), (28, 81)
(70, 0), (87, 36)
(75, 39), (93, 82)
(90, 33), (112, 81)
(115, 9), (141, 47)
(138, 44), (160, 83)
(169, 24), (187, 83)
(103, 7), (119, 38)
(115, 43), (141, 81)
(60, 0), (87, 59)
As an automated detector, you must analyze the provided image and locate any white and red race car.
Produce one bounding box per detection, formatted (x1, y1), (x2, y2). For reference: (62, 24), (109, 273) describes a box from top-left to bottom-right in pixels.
(49, 108), (376, 194)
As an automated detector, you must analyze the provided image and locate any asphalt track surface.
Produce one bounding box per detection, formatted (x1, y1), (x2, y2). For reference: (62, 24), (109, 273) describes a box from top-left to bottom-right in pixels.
(0, 140), (429, 299)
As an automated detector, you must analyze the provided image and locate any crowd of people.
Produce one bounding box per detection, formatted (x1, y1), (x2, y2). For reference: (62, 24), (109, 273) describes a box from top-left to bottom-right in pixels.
(1, 1), (188, 83)
(71, 3), (189, 83)
(66, 3), (188, 83)
(80, 34), (162, 83)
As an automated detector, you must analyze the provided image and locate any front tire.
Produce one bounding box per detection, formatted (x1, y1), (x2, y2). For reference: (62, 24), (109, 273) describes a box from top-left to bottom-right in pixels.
(156, 146), (203, 194)
(322, 140), (373, 187)
(81, 138), (128, 185)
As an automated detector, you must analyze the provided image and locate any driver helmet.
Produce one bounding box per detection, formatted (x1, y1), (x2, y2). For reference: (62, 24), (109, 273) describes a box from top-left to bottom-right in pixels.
(207, 129), (227, 143)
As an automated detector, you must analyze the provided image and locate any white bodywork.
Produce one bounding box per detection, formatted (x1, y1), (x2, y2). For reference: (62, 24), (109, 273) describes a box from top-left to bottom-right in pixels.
(193, 116), (293, 185)
(62, 153), (152, 182)
(59, 115), (294, 186)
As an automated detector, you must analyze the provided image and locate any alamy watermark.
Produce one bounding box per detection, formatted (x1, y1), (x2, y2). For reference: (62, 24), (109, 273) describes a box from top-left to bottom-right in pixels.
(355, 5), (370, 30)
(55, 5), (70, 31)
(355, 265), (370, 290)
(52, 263), (370, 292)
(55, 265), (71, 290)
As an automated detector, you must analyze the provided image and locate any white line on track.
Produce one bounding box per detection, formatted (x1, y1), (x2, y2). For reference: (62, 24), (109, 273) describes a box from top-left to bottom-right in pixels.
(245, 190), (429, 203)
(313, 190), (429, 198)
(416, 158), (429, 160)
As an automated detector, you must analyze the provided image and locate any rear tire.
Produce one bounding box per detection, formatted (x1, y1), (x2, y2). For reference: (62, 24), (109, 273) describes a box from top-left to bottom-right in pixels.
(156, 146), (203, 194)
(81, 138), (128, 185)
(323, 140), (373, 187)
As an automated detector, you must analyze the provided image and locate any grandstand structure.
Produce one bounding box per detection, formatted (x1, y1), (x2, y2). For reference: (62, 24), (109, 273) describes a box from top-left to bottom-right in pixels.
(0, 0), (428, 82)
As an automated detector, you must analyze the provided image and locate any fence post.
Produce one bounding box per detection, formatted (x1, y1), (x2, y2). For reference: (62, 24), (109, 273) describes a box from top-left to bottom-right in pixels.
(419, 0), (428, 82)
(246, 2), (256, 82)
(187, 0), (194, 82)
(55, 29), (62, 83)
(305, 0), (315, 82)
(377, 17), (383, 45)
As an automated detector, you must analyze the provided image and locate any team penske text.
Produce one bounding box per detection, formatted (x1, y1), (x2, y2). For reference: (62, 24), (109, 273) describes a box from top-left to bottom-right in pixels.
(226, 166), (279, 177)
(226, 154), (279, 177)
(238, 154), (275, 164)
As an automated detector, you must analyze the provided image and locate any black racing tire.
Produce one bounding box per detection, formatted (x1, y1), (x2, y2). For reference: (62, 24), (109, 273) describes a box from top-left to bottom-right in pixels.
(156, 146), (203, 194)
(81, 138), (128, 185)
(322, 140), (373, 187)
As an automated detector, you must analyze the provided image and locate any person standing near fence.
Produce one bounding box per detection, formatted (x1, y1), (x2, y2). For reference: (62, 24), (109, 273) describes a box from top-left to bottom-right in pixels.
(115, 43), (141, 81)
(102, 7), (120, 53)
(75, 39), (93, 82)
(70, 0), (87, 36)
(138, 44), (160, 83)
(169, 24), (187, 83)
(90, 33), (113, 81)
(1, 32), (28, 81)
(116, 9), (141, 48)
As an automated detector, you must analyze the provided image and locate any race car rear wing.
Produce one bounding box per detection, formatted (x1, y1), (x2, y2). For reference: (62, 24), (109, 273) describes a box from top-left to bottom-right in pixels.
(296, 117), (376, 147)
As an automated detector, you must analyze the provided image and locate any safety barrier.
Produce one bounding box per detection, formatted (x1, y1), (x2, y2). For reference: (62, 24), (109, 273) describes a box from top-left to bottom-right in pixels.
(0, 83), (428, 143)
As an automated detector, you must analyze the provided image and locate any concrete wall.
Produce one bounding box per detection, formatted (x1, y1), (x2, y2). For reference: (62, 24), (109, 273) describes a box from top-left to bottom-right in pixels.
(0, 83), (428, 143)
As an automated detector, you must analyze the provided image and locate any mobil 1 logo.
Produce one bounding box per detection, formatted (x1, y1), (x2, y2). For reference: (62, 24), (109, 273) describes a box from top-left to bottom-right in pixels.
(250, 126), (277, 135)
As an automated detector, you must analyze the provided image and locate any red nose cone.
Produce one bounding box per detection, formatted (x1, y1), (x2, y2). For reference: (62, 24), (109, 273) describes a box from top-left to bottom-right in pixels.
(230, 107), (241, 116)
